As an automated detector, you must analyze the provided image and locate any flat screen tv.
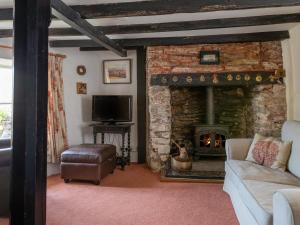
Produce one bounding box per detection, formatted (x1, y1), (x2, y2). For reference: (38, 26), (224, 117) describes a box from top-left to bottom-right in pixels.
(92, 95), (132, 123)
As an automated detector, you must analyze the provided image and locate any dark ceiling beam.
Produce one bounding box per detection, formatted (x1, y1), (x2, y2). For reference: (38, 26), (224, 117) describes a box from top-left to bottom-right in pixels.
(70, 0), (300, 18)
(49, 31), (290, 49)
(100, 13), (300, 34)
(1, 13), (299, 38)
(50, 0), (127, 57)
(0, 8), (13, 20)
(2, 0), (300, 21)
(0, 8), (55, 21)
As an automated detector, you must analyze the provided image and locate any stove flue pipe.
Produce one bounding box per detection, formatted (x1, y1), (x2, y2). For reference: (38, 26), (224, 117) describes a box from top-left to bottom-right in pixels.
(206, 86), (215, 125)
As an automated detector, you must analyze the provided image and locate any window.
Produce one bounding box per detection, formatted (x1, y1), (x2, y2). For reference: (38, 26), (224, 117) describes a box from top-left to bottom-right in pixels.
(0, 59), (13, 141)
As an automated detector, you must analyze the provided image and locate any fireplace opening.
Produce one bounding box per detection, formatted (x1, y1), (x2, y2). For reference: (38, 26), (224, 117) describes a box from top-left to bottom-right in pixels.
(166, 84), (286, 180)
(170, 86), (255, 161)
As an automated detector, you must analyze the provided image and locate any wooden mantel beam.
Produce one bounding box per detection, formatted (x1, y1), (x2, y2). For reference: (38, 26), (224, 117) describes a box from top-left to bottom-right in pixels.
(50, 0), (127, 57)
(2, 0), (300, 21)
(49, 31), (290, 49)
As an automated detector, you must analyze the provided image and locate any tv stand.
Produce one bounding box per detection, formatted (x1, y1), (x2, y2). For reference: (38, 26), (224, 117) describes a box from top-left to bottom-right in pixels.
(90, 123), (134, 170)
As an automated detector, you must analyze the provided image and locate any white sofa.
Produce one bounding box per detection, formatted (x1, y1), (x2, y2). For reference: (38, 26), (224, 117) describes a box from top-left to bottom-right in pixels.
(224, 120), (300, 225)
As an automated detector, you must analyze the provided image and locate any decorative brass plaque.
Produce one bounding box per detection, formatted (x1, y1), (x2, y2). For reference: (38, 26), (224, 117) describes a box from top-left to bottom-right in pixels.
(172, 76), (179, 82)
(212, 74), (219, 84)
(200, 75), (206, 82)
(269, 75), (275, 82)
(161, 77), (167, 84)
(236, 74), (241, 81)
(186, 76), (193, 83)
(244, 74), (251, 81)
(227, 74), (233, 81)
(256, 75), (263, 82)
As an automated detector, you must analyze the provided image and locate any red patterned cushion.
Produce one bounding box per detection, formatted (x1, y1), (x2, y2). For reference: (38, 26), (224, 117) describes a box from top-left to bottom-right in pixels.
(246, 134), (292, 171)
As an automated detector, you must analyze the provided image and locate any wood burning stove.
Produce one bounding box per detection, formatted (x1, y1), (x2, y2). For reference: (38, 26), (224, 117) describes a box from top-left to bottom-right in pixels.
(193, 86), (229, 159)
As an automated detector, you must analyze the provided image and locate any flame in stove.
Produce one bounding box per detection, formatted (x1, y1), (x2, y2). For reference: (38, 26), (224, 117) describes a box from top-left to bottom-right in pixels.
(204, 137), (211, 146)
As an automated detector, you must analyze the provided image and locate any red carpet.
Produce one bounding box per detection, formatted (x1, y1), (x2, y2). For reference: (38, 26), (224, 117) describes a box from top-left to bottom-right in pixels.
(46, 164), (238, 225)
(1, 165), (238, 225)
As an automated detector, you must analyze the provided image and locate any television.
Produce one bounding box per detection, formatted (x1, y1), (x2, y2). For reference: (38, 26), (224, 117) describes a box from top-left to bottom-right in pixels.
(92, 95), (132, 123)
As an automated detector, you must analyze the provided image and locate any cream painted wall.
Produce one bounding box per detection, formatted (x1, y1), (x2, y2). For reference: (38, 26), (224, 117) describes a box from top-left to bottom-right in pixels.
(51, 48), (138, 162)
(283, 24), (300, 121)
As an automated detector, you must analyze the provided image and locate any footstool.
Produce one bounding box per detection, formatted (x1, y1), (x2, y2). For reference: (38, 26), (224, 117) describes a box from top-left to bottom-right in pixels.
(61, 144), (116, 185)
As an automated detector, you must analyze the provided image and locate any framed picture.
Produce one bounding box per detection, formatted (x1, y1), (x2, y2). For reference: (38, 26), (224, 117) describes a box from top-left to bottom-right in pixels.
(199, 51), (220, 65)
(103, 59), (131, 84)
(76, 82), (87, 94)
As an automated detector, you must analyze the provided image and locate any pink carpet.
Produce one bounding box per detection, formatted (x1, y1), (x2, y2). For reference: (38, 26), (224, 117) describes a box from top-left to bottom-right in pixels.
(47, 164), (238, 225)
(1, 165), (238, 225)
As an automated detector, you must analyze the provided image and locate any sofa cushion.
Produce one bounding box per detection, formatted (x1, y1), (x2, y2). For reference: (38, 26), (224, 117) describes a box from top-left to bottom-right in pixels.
(225, 164), (272, 225)
(61, 144), (116, 164)
(246, 133), (292, 171)
(226, 160), (300, 186)
(240, 180), (299, 225)
(225, 160), (300, 225)
(282, 121), (300, 178)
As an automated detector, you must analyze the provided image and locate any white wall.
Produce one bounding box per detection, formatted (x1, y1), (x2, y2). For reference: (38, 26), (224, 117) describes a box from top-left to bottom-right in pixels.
(51, 48), (138, 162)
(0, 38), (13, 59)
(283, 24), (300, 121)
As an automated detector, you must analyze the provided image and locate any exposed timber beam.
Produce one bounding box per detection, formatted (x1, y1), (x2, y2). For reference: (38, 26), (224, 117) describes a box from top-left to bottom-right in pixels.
(1, 13), (299, 38)
(64, 0), (300, 18)
(50, 0), (127, 57)
(0, 8), (13, 20)
(2, 0), (300, 21)
(49, 31), (290, 49)
(17, 14), (300, 37)
(97, 13), (300, 34)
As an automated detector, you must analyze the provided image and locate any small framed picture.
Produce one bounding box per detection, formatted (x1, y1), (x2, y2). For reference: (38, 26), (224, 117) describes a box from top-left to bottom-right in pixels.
(76, 82), (87, 94)
(199, 51), (220, 65)
(103, 59), (131, 84)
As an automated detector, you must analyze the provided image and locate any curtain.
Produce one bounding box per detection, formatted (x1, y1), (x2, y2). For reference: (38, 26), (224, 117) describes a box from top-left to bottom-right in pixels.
(47, 55), (68, 163)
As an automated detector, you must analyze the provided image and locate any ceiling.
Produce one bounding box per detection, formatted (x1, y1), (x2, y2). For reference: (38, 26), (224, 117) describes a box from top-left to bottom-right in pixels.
(0, 0), (300, 48)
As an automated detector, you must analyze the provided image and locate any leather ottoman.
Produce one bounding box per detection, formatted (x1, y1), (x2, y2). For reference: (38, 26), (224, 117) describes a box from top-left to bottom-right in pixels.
(61, 144), (116, 185)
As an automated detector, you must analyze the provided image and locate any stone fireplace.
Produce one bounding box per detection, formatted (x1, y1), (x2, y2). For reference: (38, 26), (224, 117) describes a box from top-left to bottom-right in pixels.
(146, 42), (287, 172)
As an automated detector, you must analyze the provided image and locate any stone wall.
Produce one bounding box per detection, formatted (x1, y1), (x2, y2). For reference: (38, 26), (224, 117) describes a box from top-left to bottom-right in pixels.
(251, 84), (287, 137)
(146, 42), (286, 171)
(170, 87), (206, 142)
(170, 85), (286, 144)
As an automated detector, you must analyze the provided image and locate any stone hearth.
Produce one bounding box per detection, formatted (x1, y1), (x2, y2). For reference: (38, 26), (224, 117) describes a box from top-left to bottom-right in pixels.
(146, 42), (287, 172)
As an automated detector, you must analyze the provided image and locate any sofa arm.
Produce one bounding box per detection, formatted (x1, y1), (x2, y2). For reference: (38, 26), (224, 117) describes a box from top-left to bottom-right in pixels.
(273, 189), (300, 225)
(225, 139), (252, 160)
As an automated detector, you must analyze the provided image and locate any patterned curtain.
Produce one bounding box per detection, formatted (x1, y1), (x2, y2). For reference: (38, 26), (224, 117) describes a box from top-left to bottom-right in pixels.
(47, 55), (68, 163)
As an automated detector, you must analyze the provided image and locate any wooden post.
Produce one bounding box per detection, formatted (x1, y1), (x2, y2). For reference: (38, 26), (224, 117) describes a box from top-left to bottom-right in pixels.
(137, 47), (147, 163)
(10, 0), (50, 224)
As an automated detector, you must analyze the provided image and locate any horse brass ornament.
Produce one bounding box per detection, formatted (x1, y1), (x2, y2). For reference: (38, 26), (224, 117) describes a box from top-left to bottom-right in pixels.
(200, 75), (206, 82)
(256, 75), (263, 82)
(244, 74), (251, 81)
(172, 76), (179, 83)
(227, 74), (233, 81)
(235, 74), (241, 81)
(186, 76), (193, 83)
